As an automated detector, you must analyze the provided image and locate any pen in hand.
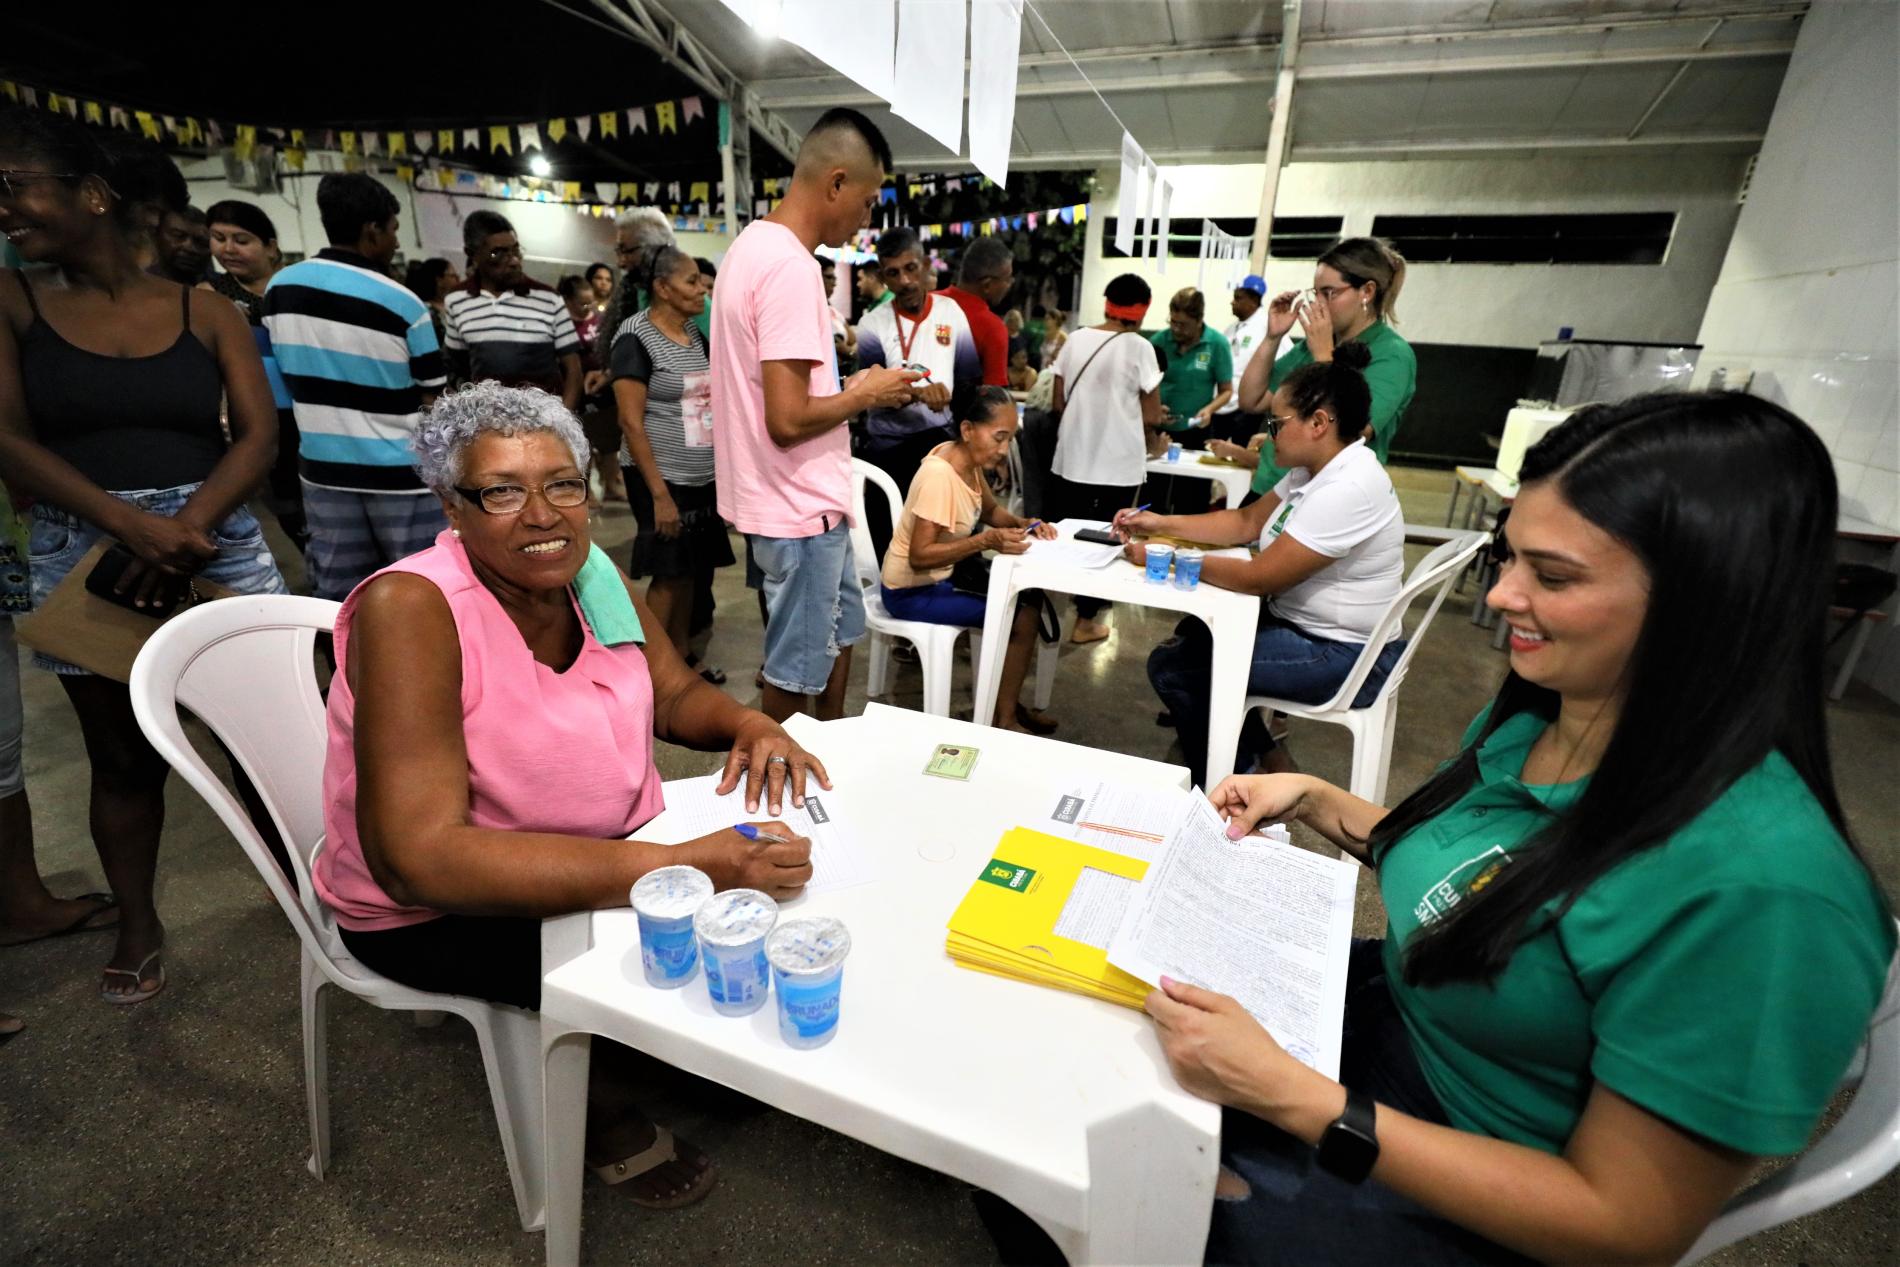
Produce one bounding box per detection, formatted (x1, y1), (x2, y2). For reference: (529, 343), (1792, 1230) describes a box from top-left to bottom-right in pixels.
(734, 823), (793, 844)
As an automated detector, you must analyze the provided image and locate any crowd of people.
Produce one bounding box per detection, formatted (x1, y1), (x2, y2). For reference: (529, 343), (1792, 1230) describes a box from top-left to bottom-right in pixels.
(0, 99), (1893, 1267)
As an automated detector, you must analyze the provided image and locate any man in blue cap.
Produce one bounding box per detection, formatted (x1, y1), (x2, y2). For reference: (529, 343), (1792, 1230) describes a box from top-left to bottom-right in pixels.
(1211, 274), (1274, 445)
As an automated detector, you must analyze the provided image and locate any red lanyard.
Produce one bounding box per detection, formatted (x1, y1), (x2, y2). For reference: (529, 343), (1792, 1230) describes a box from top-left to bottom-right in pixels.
(893, 294), (933, 364)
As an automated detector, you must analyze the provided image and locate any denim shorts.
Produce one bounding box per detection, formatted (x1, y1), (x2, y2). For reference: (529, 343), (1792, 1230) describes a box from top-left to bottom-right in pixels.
(745, 522), (866, 696)
(28, 483), (288, 675)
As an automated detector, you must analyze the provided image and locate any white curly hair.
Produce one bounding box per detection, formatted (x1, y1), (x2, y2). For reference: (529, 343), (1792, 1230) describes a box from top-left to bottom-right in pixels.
(411, 382), (591, 494)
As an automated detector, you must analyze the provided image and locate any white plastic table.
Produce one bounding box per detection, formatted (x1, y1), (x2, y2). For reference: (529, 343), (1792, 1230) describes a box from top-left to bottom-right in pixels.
(970, 530), (1263, 789)
(1145, 454), (1252, 508)
(537, 703), (1219, 1266)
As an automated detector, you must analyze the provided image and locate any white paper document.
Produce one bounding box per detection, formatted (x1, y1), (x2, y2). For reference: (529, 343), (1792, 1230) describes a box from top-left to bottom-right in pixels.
(1108, 798), (1358, 1079)
(1041, 780), (1214, 862)
(1115, 132), (1142, 255)
(781, 0), (897, 101)
(651, 774), (880, 896)
(1024, 519), (1124, 569)
(967, 0), (1024, 186)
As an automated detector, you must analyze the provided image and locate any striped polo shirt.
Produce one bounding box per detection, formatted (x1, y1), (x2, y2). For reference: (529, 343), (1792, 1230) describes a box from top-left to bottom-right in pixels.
(610, 311), (714, 487)
(263, 248), (447, 492)
(441, 281), (580, 389)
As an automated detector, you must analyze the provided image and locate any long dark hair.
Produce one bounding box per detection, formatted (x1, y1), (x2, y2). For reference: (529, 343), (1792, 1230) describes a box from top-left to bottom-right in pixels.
(1369, 391), (1887, 987)
(1279, 340), (1372, 441)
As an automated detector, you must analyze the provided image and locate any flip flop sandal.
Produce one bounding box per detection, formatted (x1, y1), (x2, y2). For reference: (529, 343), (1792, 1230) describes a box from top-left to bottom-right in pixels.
(589, 1125), (717, 1210)
(0, 893), (120, 947)
(100, 949), (165, 1006)
(0, 1013), (22, 1046)
(1014, 704), (1059, 736)
(697, 665), (729, 686)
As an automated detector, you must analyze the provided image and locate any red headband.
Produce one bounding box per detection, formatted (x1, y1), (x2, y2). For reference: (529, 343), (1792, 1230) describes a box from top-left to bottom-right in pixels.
(1104, 300), (1150, 323)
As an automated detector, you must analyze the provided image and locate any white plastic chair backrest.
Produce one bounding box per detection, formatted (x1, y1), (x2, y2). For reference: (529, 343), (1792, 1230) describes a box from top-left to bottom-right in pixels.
(1678, 923), (1900, 1263)
(128, 595), (343, 958)
(849, 457), (905, 588)
(1307, 529), (1488, 713)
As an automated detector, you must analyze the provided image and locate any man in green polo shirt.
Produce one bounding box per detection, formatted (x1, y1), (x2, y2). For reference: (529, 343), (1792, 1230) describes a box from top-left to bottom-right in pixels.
(1149, 287), (1233, 448)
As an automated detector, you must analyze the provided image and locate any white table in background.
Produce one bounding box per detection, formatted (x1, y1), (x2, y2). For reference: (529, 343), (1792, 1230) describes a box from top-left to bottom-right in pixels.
(971, 527), (1263, 790)
(1145, 454), (1252, 508)
(538, 703), (1217, 1266)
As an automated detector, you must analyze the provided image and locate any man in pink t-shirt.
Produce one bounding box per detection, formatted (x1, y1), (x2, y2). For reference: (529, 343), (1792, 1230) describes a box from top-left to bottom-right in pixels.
(711, 108), (920, 723)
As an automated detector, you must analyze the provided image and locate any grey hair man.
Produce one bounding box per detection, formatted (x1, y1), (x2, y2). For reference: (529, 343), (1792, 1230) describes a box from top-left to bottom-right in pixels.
(600, 206), (678, 349)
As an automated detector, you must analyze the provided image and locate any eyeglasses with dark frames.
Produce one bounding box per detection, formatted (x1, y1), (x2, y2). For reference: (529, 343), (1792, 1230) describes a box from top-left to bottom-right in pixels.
(452, 478), (590, 515)
(0, 169), (82, 199)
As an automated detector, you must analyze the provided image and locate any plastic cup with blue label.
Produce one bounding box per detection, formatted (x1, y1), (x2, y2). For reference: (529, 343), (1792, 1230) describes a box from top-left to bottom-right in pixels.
(694, 888), (779, 1016)
(630, 865), (713, 989)
(1144, 542), (1174, 584)
(1166, 441), (1182, 463)
(766, 917), (853, 1049)
(1173, 547), (1204, 591)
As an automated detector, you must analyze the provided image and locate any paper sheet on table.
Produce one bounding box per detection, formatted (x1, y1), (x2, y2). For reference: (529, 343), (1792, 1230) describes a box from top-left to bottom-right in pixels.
(967, 0), (1024, 186)
(654, 774), (879, 896)
(1039, 780), (1284, 862)
(1024, 519), (1123, 569)
(1108, 797), (1357, 1079)
(890, 0), (966, 153)
(1115, 132), (1142, 254)
(781, 0), (896, 100)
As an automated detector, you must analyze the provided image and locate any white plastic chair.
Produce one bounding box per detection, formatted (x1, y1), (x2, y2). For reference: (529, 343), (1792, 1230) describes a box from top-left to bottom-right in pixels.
(127, 595), (550, 1232)
(1677, 925), (1900, 1264)
(1244, 529), (1488, 805)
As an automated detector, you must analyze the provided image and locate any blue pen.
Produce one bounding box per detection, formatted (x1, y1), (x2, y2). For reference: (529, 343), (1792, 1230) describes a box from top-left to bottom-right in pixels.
(734, 823), (793, 844)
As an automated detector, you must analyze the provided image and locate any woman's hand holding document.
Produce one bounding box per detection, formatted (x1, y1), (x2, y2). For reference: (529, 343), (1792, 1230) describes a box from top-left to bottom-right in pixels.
(1106, 797), (1358, 1079)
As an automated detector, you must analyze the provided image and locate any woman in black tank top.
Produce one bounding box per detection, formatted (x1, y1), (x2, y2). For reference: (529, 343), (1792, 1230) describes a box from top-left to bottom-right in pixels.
(0, 107), (286, 1003)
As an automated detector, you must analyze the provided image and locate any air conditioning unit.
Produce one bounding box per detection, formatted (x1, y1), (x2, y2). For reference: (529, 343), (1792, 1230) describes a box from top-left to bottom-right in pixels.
(220, 146), (279, 194)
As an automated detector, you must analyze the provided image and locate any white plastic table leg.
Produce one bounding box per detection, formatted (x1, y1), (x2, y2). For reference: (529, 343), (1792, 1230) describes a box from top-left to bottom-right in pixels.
(1053, 1097), (1216, 1264)
(1201, 624), (1252, 789)
(971, 563), (1019, 728)
(540, 1025), (592, 1267)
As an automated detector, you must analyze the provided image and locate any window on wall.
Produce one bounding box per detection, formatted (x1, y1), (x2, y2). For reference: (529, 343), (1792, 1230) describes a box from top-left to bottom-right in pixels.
(1102, 215), (1344, 260)
(1369, 213), (1677, 265)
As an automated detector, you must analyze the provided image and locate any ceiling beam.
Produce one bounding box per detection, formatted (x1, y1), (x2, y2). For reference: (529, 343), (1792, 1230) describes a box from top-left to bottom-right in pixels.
(1296, 40), (1792, 81)
(586, 0), (802, 163)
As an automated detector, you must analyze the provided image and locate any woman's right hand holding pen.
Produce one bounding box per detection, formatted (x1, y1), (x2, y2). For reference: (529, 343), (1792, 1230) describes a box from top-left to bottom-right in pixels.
(982, 525), (1031, 555)
(1113, 507), (1163, 538)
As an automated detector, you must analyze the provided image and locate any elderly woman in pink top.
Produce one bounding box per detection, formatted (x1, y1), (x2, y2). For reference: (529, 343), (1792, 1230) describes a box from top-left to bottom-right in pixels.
(313, 381), (825, 1210)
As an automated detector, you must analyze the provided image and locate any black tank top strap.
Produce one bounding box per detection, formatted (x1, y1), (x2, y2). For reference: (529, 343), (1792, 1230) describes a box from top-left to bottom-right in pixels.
(14, 267), (42, 318)
(180, 280), (191, 332)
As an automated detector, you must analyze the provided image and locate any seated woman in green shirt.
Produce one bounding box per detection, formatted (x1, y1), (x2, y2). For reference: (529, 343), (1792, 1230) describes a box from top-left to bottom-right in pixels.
(1212, 237), (1416, 496)
(1147, 391), (1895, 1265)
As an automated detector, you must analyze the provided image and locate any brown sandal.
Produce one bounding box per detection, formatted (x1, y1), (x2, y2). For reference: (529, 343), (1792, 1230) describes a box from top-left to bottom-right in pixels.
(589, 1125), (717, 1210)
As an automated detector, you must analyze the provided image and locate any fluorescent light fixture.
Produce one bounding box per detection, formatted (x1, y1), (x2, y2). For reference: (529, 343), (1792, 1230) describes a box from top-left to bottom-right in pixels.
(529, 155), (553, 177)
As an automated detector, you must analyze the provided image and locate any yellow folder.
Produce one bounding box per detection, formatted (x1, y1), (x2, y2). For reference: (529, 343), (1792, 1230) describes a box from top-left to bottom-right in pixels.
(944, 828), (1153, 1008)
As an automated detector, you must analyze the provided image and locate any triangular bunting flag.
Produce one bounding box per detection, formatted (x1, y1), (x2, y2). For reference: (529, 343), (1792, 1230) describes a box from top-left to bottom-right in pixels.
(628, 107), (648, 134)
(462, 128), (479, 150)
(160, 114), (177, 136)
(595, 183), (617, 204)
(340, 131), (358, 155)
(681, 96), (704, 125)
(234, 125), (257, 161)
(388, 132), (407, 156)
(548, 118), (567, 144)
(563, 181), (581, 202)
(1027, 213), (1039, 229)
(361, 132), (380, 157)
(519, 123), (541, 151)
(666, 181), (681, 201)
(489, 125), (512, 154)
(285, 145), (305, 172)
(1076, 204), (1088, 222)
(656, 101), (677, 134)
(135, 111), (161, 141)
(599, 111), (618, 139)
(396, 164), (415, 185)
(0, 83), (16, 103)
(643, 181), (659, 200)
(109, 105), (129, 129)
(576, 115), (592, 142)
(689, 180), (710, 204)
(206, 120), (224, 146)
(83, 101), (103, 125)
(21, 87), (38, 108)
(437, 130), (454, 153)
(414, 130), (433, 153)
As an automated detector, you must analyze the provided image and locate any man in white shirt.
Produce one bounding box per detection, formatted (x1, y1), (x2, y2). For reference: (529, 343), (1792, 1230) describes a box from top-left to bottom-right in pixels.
(1212, 274), (1275, 444)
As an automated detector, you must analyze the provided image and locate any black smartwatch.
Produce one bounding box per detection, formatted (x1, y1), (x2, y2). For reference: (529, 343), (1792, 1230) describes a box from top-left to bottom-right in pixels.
(1315, 1087), (1380, 1183)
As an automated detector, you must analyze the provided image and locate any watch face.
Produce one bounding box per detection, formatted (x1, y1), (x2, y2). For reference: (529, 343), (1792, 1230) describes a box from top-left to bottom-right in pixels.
(1320, 1122), (1379, 1181)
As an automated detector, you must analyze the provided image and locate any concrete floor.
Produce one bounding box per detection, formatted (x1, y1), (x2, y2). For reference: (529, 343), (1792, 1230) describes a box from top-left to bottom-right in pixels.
(2, 468), (1895, 1266)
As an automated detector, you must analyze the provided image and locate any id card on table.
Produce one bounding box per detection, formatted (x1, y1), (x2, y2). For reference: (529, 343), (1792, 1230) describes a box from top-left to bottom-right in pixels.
(924, 744), (979, 780)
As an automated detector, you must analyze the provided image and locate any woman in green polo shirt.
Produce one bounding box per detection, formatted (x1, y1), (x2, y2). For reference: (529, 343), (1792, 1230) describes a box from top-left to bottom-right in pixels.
(1219, 238), (1416, 497)
(1146, 391), (1895, 1265)
(1150, 287), (1235, 445)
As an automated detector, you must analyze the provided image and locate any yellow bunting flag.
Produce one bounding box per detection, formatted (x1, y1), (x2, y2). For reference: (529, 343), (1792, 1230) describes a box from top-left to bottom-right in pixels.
(656, 100), (677, 134)
(83, 101), (103, 125)
(689, 180), (709, 205)
(234, 124), (257, 161)
(1075, 204), (1088, 222)
(340, 131), (358, 155)
(563, 181), (581, 203)
(45, 93), (65, 114)
(489, 125), (513, 154)
(387, 132), (406, 156)
(548, 118), (567, 144)
(182, 118), (202, 144)
(0, 82), (16, 103)
(135, 111), (161, 141)
(599, 111), (618, 139)
(438, 129), (456, 153)
(396, 164), (415, 185)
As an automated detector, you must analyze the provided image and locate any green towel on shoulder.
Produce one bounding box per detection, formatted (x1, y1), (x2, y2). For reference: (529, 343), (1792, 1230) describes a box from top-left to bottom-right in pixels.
(572, 544), (645, 646)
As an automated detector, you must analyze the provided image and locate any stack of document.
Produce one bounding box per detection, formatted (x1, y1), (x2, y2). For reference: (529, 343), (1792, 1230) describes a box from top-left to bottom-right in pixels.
(945, 828), (1155, 1008)
(945, 790), (1361, 1078)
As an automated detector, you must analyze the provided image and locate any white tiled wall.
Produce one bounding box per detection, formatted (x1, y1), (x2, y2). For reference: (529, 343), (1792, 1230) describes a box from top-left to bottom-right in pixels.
(1692, 0), (1900, 700)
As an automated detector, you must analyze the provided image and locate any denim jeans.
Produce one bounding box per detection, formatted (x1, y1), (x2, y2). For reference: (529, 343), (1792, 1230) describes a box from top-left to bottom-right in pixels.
(1147, 615), (1404, 779)
(1205, 940), (1537, 1266)
(745, 521), (867, 696)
